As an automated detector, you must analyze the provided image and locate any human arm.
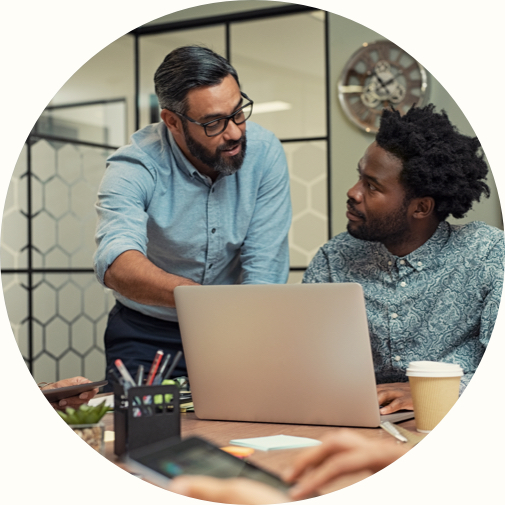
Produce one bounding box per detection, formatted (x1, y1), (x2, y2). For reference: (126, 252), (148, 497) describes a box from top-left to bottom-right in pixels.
(168, 431), (410, 504)
(283, 430), (410, 500)
(240, 134), (292, 284)
(41, 376), (98, 410)
(104, 250), (199, 308)
(94, 154), (199, 308)
(458, 235), (505, 392)
(302, 246), (332, 283)
(168, 476), (289, 504)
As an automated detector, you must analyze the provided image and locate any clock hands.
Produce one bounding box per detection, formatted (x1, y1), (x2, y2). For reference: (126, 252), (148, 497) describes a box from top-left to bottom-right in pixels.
(366, 62), (405, 104)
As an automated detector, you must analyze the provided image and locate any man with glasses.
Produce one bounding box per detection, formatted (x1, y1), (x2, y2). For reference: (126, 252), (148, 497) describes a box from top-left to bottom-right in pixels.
(94, 46), (291, 388)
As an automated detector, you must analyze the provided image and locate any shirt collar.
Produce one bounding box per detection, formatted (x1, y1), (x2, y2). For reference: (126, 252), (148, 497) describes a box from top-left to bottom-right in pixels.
(165, 125), (212, 184)
(370, 221), (450, 271)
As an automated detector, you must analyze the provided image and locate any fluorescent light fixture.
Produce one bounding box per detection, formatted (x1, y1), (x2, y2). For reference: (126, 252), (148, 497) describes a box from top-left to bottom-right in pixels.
(253, 101), (292, 114)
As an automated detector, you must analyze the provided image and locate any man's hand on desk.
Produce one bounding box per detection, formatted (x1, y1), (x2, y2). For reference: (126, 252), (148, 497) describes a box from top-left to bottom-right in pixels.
(168, 430), (411, 504)
(377, 382), (413, 414)
(169, 476), (289, 504)
(283, 430), (409, 500)
(41, 376), (98, 410)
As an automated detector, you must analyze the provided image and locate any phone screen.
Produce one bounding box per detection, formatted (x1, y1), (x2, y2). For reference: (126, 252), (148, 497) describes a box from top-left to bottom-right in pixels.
(131, 437), (291, 493)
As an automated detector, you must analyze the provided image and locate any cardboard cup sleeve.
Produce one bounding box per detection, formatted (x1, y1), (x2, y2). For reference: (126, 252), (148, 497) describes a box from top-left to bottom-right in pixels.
(406, 361), (463, 433)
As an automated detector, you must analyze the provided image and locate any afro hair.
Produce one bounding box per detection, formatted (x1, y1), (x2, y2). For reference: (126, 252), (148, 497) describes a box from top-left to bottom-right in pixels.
(375, 104), (490, 221)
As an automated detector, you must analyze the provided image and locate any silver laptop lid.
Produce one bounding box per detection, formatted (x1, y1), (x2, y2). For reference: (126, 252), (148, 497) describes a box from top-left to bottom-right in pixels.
(175, 283), (385, 427)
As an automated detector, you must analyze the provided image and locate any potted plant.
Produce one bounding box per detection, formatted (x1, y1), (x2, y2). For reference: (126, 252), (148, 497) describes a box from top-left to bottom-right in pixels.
(57, 401), (110, 454)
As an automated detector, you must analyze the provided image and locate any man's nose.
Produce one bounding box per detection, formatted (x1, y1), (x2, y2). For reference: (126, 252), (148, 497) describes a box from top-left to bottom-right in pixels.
(347, 181), (363, 203)
(222, 119), (243, 141)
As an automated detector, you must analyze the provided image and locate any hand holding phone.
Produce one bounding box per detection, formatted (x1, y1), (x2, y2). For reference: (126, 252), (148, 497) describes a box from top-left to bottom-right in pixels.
(41, 378), (107, 407)
(126, 436), (291, 494)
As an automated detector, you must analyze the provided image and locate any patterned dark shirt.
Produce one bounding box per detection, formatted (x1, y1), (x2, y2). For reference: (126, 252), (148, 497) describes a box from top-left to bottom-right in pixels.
(303, 221), (504, 392)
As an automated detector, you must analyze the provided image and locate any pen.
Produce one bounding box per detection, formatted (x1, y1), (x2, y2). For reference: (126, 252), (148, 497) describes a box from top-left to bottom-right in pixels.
(108, 368), (122, 385)
(162, 350), (183, 382)
(153, 353), (171, 385)
(380, 421), (408, 443)
(135, 364), (144, 386)
(146, 350), (164, 386)
(114, 359), (136, 390)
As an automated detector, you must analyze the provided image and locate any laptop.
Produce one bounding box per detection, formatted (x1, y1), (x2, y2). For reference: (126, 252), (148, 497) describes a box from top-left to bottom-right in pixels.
(174, 283), (414, 427)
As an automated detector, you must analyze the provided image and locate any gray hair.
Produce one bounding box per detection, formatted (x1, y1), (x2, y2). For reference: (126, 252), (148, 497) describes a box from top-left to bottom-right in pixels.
(154, 45), (240, 115)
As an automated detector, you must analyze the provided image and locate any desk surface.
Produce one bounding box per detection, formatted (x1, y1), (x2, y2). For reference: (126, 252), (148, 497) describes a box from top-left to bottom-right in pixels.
(100, 397), (419, 496)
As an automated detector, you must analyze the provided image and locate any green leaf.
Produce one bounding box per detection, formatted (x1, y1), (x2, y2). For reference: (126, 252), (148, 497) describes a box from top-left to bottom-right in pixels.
(61, 401), (109, 425)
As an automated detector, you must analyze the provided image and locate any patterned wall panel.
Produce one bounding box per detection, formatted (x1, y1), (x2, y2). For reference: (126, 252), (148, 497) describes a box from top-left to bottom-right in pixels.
(1, 144), (28, 270)
(30, 139), (111, 269)
(1, 135), (117, 383)
(30, 273), (114, 383)
(283, 140), (328, 268)
(1, 273), (29, 362)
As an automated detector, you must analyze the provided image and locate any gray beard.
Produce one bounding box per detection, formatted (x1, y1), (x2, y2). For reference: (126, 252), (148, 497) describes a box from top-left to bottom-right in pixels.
(182, 121), (247, 176)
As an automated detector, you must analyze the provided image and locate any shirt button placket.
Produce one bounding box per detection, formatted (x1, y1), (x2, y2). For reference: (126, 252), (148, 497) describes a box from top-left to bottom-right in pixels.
(206, 184), (218, 282)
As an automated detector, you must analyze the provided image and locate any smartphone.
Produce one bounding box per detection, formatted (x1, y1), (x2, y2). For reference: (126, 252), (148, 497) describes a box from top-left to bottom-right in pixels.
(42, 380), (108, 403)
(125, 436), (291, 493)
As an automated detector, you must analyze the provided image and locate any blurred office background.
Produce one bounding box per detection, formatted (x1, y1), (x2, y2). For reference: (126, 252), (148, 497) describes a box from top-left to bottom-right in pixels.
(1, 1), (502, 384)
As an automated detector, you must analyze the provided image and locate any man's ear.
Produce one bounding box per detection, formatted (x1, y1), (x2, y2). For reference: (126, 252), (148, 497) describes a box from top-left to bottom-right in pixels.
(411, 196), (436, 220)
(161, 109), (182, 135)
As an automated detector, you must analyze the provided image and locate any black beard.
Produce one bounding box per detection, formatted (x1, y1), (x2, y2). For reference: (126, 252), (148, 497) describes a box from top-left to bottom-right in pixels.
(182, 121), (247, 176)
(346, 198), (410, 246)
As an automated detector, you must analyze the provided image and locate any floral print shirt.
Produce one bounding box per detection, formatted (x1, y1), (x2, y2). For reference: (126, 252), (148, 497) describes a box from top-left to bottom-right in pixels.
(303, 221), (504, 393)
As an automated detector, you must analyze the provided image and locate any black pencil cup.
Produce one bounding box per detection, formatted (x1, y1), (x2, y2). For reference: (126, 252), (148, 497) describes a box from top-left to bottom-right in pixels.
(114, 382), (180, 456)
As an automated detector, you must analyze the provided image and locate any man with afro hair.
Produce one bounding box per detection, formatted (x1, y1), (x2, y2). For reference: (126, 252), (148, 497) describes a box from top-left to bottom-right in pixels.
(303, 104), (504, 414)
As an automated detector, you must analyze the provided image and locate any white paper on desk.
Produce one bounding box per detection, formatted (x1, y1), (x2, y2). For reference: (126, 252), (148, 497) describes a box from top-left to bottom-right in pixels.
(229, 435), (322, 451)
(88, 394), (114, 409)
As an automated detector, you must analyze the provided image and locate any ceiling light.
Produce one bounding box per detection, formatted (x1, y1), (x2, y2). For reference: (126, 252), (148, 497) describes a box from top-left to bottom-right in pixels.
(253, 101), (292, 114)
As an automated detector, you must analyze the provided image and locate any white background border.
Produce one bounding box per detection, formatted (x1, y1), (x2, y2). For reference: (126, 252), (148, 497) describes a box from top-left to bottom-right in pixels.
(1, 1), (503, 503)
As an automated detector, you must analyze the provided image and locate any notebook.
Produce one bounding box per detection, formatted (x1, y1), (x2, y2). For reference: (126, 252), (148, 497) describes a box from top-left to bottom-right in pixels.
(229, 435), (322, 451)
(174, 283), (414, 428)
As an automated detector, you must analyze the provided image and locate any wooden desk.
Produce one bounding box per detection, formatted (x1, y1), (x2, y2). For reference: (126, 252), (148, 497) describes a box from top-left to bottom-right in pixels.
(101, 402), (418, 496)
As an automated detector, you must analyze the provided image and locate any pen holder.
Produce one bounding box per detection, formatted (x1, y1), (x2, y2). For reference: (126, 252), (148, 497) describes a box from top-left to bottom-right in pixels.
(114, 382), (181, 456)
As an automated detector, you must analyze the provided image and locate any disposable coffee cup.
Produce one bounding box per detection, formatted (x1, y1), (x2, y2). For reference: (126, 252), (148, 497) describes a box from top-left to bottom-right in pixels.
(406, 361), (463, 433)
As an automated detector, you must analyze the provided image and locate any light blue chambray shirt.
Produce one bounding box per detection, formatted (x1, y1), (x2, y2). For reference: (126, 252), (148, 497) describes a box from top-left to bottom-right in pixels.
(94, 121), (292, 322)
(303, 221), (504, 393)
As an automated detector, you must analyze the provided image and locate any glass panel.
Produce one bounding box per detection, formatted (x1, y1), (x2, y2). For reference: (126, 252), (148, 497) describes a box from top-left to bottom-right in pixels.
(29, 137), (115, 269)
(283, 140), (329, 268)
(1, 144), (28, 269)
(231, 11), (326, 139)
(138, 26), (226, 128)
(35, 101), (127, 147)
(29, 273), (114, 383)
(1, 273), (29, 364)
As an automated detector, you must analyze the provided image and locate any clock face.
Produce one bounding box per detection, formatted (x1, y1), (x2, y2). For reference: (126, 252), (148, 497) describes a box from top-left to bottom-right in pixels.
(338, 40), (428, 133)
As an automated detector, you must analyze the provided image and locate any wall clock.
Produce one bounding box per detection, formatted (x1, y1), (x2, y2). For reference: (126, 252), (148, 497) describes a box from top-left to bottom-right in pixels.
(338, 40), (428, 133)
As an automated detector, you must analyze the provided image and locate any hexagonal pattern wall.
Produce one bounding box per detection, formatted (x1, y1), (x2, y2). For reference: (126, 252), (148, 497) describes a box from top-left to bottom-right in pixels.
(1, 135), (116, 382)
(283, 141), (329, 268)
(2, 137), (330, 381)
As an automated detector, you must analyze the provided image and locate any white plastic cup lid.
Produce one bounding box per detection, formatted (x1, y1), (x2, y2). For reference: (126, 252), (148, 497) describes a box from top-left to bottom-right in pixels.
(406, 360), (463, 377)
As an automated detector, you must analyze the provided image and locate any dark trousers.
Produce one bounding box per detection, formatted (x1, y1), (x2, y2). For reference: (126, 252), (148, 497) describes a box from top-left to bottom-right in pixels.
(103, 301), (187, 392)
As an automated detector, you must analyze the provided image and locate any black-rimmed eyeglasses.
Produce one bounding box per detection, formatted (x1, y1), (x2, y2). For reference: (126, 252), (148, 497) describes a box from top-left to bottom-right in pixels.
(171, 92), (254, 137)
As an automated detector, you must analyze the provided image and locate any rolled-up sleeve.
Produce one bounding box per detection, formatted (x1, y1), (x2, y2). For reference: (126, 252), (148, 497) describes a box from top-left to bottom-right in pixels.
(93, 154), (155, 286)
(240, 137), (292, 284)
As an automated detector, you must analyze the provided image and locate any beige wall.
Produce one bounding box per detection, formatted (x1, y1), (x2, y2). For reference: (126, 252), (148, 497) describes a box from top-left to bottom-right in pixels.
(328, 14), (502, 235)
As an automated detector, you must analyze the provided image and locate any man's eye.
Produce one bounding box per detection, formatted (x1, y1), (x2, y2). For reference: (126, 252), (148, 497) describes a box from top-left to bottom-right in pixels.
(206, 120), (223, 131)
(234, 110), (245, 122)
(368, 183), (376, 191)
